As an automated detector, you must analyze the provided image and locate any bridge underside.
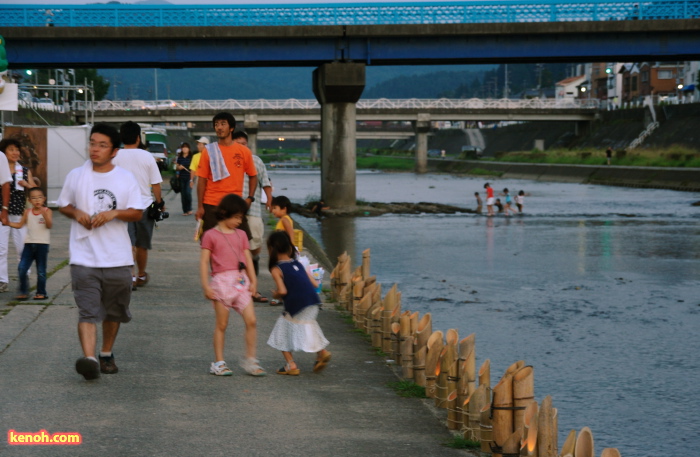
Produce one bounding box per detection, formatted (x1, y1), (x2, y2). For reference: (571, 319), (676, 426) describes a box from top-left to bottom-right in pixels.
(5, 20), (700, 68)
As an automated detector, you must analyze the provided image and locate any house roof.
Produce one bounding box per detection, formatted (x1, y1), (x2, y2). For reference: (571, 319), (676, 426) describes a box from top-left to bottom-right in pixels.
(556, 75), (586, 86)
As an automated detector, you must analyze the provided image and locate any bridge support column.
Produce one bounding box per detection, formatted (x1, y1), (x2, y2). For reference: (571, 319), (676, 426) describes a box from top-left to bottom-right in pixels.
(310, 135), (319, 162)
(243, 114), (259, 155)
(415, 113), (431, 174)
(313, 62), (365, 209)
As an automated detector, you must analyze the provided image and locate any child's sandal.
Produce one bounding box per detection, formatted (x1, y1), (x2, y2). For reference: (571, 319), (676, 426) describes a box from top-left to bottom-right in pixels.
(276, 364), (300, 376)
(240, 357), (266, 377)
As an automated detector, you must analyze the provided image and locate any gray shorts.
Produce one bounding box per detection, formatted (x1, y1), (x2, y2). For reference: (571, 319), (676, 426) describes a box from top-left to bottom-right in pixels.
(247, 215), (264, 251)
(71, 265), (133, 324)
(128, 209), (155, 250)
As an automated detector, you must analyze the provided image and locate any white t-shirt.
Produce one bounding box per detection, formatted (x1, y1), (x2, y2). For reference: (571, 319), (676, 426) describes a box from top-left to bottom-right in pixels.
(57, 166), (142, 268)
(112, 148), (162, 208)
(0, 152), (12, 185)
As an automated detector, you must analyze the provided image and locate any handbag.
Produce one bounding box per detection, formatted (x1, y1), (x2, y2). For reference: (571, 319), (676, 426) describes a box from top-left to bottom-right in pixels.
(170, 175), (181, 194)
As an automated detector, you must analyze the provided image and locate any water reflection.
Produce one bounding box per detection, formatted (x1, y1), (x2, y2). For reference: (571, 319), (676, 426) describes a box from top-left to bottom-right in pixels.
(319, 216), (356, 264)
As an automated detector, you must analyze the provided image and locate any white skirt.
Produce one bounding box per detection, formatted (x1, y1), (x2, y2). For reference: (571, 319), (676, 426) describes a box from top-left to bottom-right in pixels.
(267, 305), (329, 353)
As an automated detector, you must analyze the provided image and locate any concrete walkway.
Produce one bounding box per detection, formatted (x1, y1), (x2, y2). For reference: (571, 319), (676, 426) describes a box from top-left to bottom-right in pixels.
(0, 190), (471, 456)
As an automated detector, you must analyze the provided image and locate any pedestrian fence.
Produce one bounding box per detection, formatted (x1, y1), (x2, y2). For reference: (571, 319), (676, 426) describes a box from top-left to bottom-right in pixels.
(330, 248), (622, 457)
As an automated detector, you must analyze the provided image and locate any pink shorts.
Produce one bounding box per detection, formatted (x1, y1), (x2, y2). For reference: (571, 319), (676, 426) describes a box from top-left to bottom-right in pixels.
(209, 270), (251, 314)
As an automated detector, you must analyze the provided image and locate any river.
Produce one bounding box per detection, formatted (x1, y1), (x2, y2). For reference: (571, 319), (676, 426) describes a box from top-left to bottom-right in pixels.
(269, 170), (700, 457)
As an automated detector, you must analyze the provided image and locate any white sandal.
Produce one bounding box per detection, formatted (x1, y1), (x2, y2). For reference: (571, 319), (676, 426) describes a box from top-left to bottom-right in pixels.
(240, 357), (266, 377)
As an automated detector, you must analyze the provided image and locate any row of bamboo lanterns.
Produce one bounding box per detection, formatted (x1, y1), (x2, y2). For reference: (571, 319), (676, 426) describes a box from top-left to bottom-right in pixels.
(329, 249), (622, 457)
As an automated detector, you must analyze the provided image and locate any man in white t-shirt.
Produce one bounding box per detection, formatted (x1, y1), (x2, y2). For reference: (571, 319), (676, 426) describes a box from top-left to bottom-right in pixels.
(57, 123), (143, 381)
(112, 121), (164, 289)
(0, 142), (15, 292)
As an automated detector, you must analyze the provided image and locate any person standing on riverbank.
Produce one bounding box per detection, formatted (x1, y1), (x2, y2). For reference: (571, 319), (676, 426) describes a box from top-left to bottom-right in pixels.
(195, 113), (257, 234)
(606, 147), (613, 165)
(266, 231), (331, 376)
(484, 183), (495, 216)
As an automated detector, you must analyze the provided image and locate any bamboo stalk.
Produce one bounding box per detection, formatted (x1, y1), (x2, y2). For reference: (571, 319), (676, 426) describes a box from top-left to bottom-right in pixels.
(361, 248), (370, 279)
(338, 284), (351, 311)
(381, 285), (398, 353)
(370, 306), (383, 348)
(513, 366), (534, 433)
(412, 313), (432, 387)
(356, 293), (372, 329)
(424, 330), (444, 399)
(398, 311), (411, 366)
(401, 335), (414, 378)
(502, 429), (521, 457)
(435, 347), (449, 408)
(574, 427), (594, 457)
(364, 284), (381, 334)
(504, 360), (525, 378)
(409, 311), (419, 336)
(352, 279), (365, 323)
(480, 402), (493, 454)
(459, 334), (476, 398)
(600, 448), (621, 457)
(447, 390), (460, 430)
(479, 358), (491, 388)
(492, 373), (514, 457)
(391, 322), (401, 364)
(560, 430), (576, 457)
(537, 396), (557, 457)
(521, 401), (538, 456)
(464, 384), (488, 441)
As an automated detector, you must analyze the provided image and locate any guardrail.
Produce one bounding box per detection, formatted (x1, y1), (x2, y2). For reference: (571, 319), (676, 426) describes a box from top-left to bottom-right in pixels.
(72, 98), (600, 112)
(2, 1), (699, 27)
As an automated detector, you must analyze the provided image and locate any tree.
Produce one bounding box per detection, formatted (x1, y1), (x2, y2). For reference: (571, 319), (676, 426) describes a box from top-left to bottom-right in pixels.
(75, 69), (110, 100)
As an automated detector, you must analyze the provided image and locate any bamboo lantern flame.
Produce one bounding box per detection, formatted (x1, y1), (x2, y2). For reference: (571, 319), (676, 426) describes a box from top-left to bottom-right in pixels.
(574, 426), (594, 457)
(434, 347), (449, 408)
(522, 401), (538, 456)
(479, 358), (491, 388)
(424, 330), (443, 399)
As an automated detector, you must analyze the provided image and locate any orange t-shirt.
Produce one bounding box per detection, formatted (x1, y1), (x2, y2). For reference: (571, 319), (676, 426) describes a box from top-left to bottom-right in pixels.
(196, 142), (257, 206)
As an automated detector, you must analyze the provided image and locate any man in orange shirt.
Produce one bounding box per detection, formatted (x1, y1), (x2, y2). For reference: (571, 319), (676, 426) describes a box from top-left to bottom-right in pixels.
(195, 112), (257, 233)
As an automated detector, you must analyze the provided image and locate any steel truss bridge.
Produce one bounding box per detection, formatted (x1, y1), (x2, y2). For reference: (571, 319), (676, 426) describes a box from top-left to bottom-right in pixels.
(2, 1), (699, 27)
(73, 98), (600, 123)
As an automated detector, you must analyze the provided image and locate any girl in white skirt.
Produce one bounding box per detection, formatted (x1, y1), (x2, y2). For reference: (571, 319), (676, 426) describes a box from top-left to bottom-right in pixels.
(266, 231), (331, 376)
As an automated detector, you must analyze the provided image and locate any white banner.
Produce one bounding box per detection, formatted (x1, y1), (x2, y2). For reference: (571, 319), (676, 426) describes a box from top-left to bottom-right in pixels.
(0, 82), (19, 111)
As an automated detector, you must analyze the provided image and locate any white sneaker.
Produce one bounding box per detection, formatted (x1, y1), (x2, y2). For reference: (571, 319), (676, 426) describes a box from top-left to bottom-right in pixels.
(209, 362), (233, 376)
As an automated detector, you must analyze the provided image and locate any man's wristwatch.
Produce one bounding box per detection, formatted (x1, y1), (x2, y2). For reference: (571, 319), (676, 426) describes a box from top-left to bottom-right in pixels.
(246, 196), (255, 202)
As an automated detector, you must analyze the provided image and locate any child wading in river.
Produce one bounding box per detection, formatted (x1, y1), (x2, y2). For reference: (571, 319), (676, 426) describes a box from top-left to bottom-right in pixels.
(266, 231), (331, 376)
(9, 188), (52, 300)
(199, 194), (265, 377)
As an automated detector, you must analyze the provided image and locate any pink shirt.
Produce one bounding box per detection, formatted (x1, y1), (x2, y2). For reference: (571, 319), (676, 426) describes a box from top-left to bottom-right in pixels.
(201, 228), (250, 275)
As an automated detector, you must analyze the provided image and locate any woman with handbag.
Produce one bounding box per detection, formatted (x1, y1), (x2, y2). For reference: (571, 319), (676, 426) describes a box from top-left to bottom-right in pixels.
(175, 142), (193, 215)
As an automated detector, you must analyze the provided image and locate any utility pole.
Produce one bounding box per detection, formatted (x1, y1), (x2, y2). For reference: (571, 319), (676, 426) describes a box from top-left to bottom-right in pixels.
(503, 64), (509, 99)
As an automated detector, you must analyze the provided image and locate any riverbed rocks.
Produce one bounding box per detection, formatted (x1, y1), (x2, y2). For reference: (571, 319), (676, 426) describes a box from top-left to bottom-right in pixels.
(293, 201), (474, 218)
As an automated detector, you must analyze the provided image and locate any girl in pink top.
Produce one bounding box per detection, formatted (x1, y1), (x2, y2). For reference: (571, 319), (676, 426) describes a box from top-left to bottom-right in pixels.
(200, 194), (265, 377)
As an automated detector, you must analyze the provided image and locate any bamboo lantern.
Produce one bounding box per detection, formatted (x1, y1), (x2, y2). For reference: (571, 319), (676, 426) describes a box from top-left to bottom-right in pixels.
(398, 311), (411, 367)
(513, 366), (534, 433)
(409, 311), (419, 335)
(412, 313), (432, 387)
(537, 396), (557, 457)
(459, 334), (476, 398)
(464, 384), (488, 441)
(480, 402), (494, 454)
(361, 248), (370, 280)
(401, 335), (414, 378)
(352, 279), (365, 322)
(381, 285), (398, 353)
(521, 401), (538, 456)
(492, 373), (514, 457)
(435, 347), (449, 408)
(338, 283), (351, 311)
(364, 285), (381, 334)
(479, 358), (491, 388)
(600, 448), (621, 457)
(370, 306), (383, 348)
(424, 330), (444, 399)
(560, 430), (576, 457)
(391, 322), (401, 363)
(356, 294), (372, 329)
(446, 390), (460, 430)
(444, 330), (460, 418)
(363, 276), (377, 296)
(504, 360), (525, 379)
(574, 427), (594, 457)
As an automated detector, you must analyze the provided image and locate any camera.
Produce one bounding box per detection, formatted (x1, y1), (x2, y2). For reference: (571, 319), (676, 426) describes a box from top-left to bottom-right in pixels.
(147, 200), (169, 222)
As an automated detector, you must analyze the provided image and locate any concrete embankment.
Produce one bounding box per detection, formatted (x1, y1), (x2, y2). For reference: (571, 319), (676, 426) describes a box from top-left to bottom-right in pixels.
(428, 159), (700, 192)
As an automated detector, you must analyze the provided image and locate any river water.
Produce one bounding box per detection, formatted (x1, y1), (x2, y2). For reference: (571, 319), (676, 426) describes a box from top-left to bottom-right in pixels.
(269, 170), (700, 457)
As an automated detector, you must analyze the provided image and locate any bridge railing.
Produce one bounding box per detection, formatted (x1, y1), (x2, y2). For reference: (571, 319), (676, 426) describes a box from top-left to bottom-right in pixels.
(71, 98), (600, 112)
(2, 1), (699, 27)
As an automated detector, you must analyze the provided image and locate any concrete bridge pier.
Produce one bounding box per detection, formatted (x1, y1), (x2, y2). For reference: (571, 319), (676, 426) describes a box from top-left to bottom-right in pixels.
(310, 135), (319, 162)
(243, 114), (259, 154)
(414, 113), (431, 174)
(313, 62), (365, 208)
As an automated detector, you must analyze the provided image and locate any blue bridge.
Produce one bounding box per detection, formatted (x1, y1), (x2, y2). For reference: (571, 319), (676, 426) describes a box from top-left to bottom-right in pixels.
(2, 1), (700, 27)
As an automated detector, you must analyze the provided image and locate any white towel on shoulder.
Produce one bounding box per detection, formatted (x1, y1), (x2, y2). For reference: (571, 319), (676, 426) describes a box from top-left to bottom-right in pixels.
(206, 142), (230, 182)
